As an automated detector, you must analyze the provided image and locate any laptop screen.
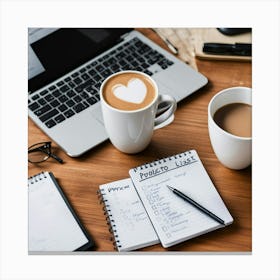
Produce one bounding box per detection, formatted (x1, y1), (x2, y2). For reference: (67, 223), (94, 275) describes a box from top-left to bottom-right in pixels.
(28, 28), (132, 93)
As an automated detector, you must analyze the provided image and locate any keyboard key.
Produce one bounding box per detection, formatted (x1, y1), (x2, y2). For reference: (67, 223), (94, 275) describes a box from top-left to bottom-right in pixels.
(71, 72), (79, 78)
(52, 90), (61, 98)
(119, 59), (127, 66)
(85, 86), (97, 95)
(144, 70), (153, 76)
(96, 65), (104, 72)
(66, 90), (75, 98)
(60, 85), (70, 93)
(116, 52), (125, 59)
(94, 94), (100, 101)
(167, 59), (174, 65)
(79, 67), (86, 73)
(64, 109), (75, 118)
(89, 69), (96, 76)
(57, 81), (64, 87)
(39, 89), (48, 96)
(68, 81), (76, 88)
(135, 66), (144, 71)
(73, 103), (86, 113)
(103, 60), (111, 67)
(108, 57), (117, 64)
(131, 61), (138, 67)
(50, 99), (60, 107)
(74, 95), (82, 103)
(95, 81), (102, 89)
(100, 69), (112, 78)
(83, 101), (90, 108)
(39, 109), (59, 122)
(38, 98), (47, 106)
(65, 77), (71, 82)
(86, 96), (97, 105)
(54, 114), (66, 123)
(73, 77), (83, 85)
(48, 85), (56, 91)
(111, 64), (121, 71)
(28, 102), (40, 111)
(58, 104), (68, 112)
(128, 46), (136, 52)
(81, 73), (90, 80)
(74, 85), (83, 93)
(58, 95), (68, 103)
(117, 45), (124, 51)
(141, 62), (150, 69)
(81, 92), (89, 99)
(66, 99), (75, 107)
(32, 94), (40, 101)
(75, 80), (94, 94)
(93, 73), (102, 82)
(45, 94), (55, 102)
(45, 119), (56, 128)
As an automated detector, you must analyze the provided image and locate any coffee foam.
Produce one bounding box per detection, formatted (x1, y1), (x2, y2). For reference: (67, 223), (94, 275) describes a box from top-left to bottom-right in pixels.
(102, 72), (156, 111)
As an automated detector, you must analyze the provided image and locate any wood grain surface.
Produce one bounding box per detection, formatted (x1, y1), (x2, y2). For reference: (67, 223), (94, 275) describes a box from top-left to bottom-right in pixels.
(28, 28), (252, 252)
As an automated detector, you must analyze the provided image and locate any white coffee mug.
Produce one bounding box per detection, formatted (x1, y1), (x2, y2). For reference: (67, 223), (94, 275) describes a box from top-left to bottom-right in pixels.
(208, 87), (252, 169)
(100, 71), (177, 153)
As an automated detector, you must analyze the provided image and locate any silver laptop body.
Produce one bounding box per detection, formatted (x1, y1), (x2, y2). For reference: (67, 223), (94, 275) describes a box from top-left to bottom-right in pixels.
(28, 29), (207, 157)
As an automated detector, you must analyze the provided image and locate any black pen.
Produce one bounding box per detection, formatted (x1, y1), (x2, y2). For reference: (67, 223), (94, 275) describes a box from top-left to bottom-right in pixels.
(167, 185), (225, 225)
(203, 42), (252, 56)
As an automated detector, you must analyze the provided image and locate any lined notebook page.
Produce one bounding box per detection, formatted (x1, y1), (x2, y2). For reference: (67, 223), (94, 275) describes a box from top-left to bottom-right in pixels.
(28, 172), (89, 252)
(99, 178), (159, 251)
(129, 150), (233, 248)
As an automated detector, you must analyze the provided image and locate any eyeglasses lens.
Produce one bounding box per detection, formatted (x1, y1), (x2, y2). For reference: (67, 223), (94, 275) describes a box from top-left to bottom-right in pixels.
(28, 143), (50, 163)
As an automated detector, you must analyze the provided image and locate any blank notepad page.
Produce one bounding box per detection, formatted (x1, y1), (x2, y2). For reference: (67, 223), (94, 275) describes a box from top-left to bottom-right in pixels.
(28, 172), (89, 252)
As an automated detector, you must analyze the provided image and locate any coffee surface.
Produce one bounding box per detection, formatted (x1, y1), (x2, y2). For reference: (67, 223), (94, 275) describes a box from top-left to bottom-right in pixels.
(213, 103), (252, 137)
(102, 72), (156, 111)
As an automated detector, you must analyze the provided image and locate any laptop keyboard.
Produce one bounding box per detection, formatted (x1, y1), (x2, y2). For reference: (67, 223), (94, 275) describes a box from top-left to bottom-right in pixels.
(28, 37), (174, 128)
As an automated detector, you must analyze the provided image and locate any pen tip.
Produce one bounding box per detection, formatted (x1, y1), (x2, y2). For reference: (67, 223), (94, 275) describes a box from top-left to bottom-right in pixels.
(167, 185), (174, 191)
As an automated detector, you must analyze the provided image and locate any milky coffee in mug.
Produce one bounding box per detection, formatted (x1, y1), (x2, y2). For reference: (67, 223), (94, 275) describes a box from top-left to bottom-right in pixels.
(102, 72), (157, 111)
(100, 71), (177, 154)
(213, 103), (252, 138)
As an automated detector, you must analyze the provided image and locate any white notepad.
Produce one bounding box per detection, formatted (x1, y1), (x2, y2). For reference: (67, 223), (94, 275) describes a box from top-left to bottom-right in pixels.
(129, 150), (233, 248)
(99, 178), (159, 251)
(28, 172), (92, 252)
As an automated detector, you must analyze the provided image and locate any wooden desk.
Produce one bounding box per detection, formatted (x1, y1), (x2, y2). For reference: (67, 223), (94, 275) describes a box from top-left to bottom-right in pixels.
(28, 28), (252, 252)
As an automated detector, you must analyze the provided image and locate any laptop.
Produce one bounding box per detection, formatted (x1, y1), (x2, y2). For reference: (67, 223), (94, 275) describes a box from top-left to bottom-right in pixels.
(28, 28), (207, 157)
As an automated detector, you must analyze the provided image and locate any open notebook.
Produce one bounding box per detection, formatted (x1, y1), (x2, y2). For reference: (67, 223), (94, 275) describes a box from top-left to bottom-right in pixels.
(99, 178), (159, 251)
(129, 150), (233, 248)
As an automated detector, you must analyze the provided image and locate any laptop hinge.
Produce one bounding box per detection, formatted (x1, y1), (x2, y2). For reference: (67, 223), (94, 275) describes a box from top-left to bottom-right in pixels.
(120, 32), (131, 40)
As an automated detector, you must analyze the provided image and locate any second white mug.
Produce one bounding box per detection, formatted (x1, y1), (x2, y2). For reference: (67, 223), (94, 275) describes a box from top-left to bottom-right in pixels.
(208, 87), (252, 170)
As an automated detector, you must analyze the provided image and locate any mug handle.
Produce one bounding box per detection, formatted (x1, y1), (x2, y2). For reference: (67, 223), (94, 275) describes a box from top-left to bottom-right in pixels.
(154, 94), (177, 130)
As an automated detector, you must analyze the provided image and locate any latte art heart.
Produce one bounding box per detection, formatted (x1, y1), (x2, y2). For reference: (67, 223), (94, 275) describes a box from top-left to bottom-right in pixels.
(112, 78), (147, 104)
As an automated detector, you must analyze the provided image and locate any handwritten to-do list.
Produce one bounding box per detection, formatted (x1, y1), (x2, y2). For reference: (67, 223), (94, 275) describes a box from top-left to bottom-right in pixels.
(129, 150), (233, 248)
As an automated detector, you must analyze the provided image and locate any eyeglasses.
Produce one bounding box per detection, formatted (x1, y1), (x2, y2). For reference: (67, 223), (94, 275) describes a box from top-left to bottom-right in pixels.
(28, 142), (63, 164)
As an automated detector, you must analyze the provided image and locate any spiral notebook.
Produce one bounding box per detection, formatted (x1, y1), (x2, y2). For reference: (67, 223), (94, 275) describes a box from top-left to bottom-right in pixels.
(98, 178), (159, 251)
(28, 172), (93, 252)
(129, 149), (233, 248)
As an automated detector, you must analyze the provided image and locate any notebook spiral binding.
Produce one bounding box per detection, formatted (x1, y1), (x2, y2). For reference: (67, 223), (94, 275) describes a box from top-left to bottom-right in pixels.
(97, 189), (121, 251)
(132, 150), (194, 172)
(28, 172), (47, 184)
